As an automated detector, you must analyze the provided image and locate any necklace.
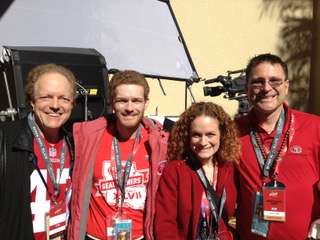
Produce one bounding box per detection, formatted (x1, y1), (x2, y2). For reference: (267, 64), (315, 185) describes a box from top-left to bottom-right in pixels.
(254, 111), (292, 179)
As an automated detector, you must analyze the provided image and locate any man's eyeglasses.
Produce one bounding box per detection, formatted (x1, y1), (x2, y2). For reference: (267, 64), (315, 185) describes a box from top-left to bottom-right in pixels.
(250, 79), (286, 89)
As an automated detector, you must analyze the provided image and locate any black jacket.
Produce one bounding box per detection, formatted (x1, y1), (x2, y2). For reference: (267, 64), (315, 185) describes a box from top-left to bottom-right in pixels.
(0, 117), (74, 240)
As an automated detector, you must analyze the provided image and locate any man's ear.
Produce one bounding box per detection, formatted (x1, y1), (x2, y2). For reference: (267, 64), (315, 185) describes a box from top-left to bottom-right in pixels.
(30, 100), (35, 110)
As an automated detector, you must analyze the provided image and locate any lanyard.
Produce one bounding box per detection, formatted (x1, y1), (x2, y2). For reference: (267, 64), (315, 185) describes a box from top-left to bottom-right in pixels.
(197, 167), (226, 235)
(249, 108), (285, 179)
(30, 152), (70, 205)
(112, 125), (142, 210)
(28, 113), (66, 199)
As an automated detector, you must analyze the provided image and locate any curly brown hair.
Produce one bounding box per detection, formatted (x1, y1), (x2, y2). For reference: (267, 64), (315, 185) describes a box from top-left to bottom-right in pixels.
(24, 63), (77, 107)
(167, 102), (240, 165)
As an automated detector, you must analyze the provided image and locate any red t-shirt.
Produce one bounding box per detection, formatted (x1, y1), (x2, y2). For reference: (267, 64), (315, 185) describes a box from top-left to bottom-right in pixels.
(86, 126), (150, 240)
(31, 138), (71, 240)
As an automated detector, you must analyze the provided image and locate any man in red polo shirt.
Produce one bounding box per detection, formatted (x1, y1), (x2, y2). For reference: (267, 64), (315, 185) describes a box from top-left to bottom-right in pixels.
(235, 53), (320, 239)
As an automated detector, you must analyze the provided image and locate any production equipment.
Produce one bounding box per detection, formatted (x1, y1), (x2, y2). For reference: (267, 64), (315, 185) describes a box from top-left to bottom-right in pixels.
(0, 46), (112, 131)
(203, 69), (249, 117)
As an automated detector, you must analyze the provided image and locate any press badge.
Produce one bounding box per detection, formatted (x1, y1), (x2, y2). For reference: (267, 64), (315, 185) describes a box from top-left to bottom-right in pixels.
(263, 180), (286, 222)
(106, 212), (132, 240)
(251, 191), (268, 237)
(106, 215), (115, 240)
(45, 200), (67, 240)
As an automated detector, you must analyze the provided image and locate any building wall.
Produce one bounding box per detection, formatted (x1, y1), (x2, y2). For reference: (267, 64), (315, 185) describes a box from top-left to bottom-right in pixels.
(147, 0), (312, 118)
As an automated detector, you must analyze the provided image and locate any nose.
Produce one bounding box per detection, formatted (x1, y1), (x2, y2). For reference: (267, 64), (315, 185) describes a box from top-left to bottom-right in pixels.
(125, 101), (133, 111)
(262, 81), (273, 91)
(198, 136), (208, 146)
(50, 97), (60, 109)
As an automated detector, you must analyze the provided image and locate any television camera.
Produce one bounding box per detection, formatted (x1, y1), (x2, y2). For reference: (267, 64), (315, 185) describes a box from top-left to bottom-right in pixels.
(203, 69), (249, 117)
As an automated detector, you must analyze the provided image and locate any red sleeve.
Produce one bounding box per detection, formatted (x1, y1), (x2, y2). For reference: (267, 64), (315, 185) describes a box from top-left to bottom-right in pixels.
(154, 163), (181, 240)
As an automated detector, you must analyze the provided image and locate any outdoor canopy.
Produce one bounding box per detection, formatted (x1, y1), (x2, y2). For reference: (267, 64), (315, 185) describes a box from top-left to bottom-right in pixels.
(0, 0), (197, 81)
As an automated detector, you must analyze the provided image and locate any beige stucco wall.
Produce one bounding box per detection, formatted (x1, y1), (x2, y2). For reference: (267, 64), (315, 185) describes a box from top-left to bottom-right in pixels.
(146, 0), (282, 118)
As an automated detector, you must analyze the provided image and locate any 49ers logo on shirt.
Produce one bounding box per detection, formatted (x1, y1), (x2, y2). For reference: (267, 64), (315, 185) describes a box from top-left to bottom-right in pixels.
(290, 146), (302, 154)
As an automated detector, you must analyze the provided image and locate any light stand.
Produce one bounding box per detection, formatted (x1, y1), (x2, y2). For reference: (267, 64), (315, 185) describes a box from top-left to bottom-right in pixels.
(75, 82), (89, 121)
(0, 50), (17, 122)
(185, 75), (199, 108)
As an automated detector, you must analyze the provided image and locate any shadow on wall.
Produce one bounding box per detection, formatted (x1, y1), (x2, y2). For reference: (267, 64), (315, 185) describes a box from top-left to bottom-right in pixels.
(260, 0), (313, 112)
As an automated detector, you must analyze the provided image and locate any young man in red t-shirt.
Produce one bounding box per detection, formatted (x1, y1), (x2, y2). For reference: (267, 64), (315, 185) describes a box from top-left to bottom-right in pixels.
(68, 70), (169, 240)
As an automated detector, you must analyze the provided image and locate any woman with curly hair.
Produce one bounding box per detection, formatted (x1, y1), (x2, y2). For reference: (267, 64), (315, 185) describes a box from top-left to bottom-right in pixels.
(155, 102), (240, 240)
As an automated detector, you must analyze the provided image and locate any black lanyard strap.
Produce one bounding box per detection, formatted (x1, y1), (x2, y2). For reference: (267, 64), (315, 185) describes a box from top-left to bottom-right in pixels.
(249, 108), (285, 178)
(113, 125), (142, 209)
(28, 113), (66, 198)
(31, 153), (50, 194)
(197, 168), (228, 233)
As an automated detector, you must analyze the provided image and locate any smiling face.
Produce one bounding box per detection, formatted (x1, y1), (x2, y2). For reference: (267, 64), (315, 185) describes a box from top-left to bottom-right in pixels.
(31, 72), (74, 139)
(111, 84), (149, 139)
(246, 62), (289, 116)
(189, 115), (221, 165)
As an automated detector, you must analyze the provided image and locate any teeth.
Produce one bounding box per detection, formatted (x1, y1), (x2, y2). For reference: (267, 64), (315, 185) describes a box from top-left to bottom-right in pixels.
(49, 113), (60, 117)
(260, 95), (274, 99)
